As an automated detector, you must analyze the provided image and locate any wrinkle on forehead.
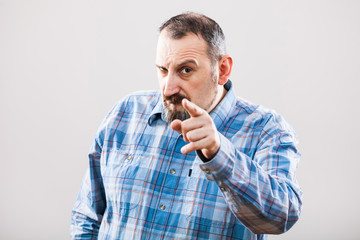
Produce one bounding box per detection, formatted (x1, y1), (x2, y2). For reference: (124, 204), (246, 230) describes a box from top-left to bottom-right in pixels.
(156, 32), (209, 67)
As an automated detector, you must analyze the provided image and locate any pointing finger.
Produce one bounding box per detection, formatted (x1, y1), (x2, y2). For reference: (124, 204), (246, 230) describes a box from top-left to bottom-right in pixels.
(182, 99), (204, 117)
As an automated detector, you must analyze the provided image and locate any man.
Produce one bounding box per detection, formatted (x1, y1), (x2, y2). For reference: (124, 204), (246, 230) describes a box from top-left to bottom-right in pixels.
(71, 12), (302, 239)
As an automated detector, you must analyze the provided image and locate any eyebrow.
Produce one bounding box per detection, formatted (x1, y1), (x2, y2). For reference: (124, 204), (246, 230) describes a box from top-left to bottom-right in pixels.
(155, 64), (164, 69)
(156, 59), (198, 69)
(177, 59), (198, 67)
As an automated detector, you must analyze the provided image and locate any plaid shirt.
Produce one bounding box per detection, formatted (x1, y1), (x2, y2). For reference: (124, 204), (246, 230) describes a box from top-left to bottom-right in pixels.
(70, 81), (302, 239)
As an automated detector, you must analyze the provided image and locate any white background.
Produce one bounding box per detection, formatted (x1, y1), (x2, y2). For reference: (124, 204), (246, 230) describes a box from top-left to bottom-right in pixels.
(1, 0), (359, 239)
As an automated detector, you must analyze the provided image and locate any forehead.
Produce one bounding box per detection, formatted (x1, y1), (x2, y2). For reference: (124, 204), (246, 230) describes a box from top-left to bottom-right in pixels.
(156, 31), (209, 65)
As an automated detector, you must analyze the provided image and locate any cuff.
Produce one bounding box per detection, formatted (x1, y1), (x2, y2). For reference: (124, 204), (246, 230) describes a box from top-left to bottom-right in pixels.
(198, 134), (235, 181)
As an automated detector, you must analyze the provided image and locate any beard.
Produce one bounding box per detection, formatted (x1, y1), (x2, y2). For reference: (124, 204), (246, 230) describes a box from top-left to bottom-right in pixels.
(163, 93), (191, 122)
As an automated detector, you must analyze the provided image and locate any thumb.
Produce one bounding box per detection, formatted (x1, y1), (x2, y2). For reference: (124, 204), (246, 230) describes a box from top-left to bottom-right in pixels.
(170, 119), (182, 133)
(171, 119), (189, 142)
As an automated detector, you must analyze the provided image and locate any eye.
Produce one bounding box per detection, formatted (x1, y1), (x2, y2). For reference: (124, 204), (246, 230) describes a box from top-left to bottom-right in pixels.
(157, 66), (168, 75)
(180, 67), (192, 75)
(160, 67), (167, 72)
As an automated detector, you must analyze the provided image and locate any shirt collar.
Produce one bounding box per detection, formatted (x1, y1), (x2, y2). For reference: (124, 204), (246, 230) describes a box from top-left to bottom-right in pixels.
(148, 96), (164, 126)
(209, 80), (236, 130)
(148, 80), (236, 128)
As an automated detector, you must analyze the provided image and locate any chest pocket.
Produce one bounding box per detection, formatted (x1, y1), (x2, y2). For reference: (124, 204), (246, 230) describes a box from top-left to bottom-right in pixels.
(101, 149), (153, 218)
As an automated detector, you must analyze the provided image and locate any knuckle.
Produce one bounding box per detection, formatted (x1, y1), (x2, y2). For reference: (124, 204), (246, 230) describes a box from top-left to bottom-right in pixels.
(180, 127), (188, 135)
(187, 143), (195, 152)
(186, 132), (192, 142)
(209, 138), (216, 146)
(191, 142), (199, 150)
(204, 117), (212, 124)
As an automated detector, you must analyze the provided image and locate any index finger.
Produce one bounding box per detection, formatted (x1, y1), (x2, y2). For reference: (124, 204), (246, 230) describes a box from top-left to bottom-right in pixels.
(182, 99), (204, 117)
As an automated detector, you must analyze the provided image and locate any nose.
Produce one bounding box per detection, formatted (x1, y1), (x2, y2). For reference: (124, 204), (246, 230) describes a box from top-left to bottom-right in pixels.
(163, 74), (180, 97)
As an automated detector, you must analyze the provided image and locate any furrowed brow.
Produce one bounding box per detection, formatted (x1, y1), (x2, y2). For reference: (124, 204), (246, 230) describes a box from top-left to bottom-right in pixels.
(177, 60), (198, 67)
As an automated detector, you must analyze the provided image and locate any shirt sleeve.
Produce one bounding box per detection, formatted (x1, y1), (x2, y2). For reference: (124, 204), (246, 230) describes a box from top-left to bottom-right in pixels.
(198, 114), (303, 234)
(70, 137), (106, 239)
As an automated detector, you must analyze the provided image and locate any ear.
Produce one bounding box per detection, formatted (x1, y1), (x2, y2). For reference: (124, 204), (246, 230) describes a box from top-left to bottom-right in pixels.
(217, 55), (233, 85)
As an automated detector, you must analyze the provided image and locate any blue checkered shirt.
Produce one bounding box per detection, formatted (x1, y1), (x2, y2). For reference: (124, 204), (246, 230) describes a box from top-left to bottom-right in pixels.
(70, 81), (302, 239)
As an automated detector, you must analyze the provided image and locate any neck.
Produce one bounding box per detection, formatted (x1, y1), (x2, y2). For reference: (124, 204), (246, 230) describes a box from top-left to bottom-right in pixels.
(207, 85), (228, 113)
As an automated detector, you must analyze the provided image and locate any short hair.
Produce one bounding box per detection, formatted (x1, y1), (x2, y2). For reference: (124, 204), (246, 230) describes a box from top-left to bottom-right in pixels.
(159, 12), (226, 65)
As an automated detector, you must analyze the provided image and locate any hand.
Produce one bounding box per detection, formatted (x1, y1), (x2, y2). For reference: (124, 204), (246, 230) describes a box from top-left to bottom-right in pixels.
(170, 99), (220, 159)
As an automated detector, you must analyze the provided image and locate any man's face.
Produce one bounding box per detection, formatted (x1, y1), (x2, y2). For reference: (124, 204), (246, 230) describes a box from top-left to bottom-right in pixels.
(156, 31), (219, 122)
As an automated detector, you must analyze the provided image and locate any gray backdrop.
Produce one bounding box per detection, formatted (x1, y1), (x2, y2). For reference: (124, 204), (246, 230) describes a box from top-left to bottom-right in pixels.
(1, 0), (359, 239)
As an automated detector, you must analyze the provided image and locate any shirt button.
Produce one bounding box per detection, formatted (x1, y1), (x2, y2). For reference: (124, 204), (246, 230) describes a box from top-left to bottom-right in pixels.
(126, 155), (132, 161)
(160, 204), (166, 210)
(220, 187), (226, 191)
(170, 169), (176, 175)
(204, 169), (211, 174)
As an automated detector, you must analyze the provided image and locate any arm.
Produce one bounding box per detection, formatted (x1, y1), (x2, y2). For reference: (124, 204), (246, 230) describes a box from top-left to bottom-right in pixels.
(70, 95), (132, 238)
(172, 99), (302, 234)
(198, 122), (302, 234)
(70, 138), (106, 239)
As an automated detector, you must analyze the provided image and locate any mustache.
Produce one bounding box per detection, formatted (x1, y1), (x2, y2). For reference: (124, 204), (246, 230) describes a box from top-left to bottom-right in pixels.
(164, 93), (190, 105)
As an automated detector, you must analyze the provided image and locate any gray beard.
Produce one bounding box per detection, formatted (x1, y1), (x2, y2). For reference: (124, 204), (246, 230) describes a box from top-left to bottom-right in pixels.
(163, 106), (190, 122)
(163, 86), (218, 123)
(163, 93), (191, 122)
